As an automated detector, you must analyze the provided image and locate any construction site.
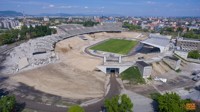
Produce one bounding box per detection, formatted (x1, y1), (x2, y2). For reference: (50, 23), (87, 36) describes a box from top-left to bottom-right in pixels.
(0, 23), (200, 112)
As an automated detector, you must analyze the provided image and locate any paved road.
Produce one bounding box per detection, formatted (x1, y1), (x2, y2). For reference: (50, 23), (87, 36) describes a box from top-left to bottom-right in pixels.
(122, 90), (154, 112)
(84, 74), (121, 112)
(15, 74), (121, 112)
(16, 97), (67, 112)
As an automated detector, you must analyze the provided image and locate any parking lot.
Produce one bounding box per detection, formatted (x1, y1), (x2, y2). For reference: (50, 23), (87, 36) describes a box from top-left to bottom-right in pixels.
(125, 62), (200, 99)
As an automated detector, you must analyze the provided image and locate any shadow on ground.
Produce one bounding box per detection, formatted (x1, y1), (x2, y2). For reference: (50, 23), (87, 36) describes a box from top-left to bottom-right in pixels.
(151, 100), (158, 112)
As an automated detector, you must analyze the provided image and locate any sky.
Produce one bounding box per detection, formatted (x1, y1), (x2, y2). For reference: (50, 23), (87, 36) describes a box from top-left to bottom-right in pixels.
(0, 0), (200, 16)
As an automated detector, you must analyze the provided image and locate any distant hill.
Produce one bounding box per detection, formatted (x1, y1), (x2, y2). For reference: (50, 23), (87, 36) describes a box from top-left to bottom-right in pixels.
(0, 10), (121, 17)
(38, 13), (73, 17)
(38, 13), (121, 17)
(0, 11), (23, 17)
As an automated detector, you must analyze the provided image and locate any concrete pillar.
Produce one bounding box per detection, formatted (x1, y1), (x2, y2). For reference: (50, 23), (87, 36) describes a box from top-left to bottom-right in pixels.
(119, 56), (122, 63)
(103, 56), (106, 63)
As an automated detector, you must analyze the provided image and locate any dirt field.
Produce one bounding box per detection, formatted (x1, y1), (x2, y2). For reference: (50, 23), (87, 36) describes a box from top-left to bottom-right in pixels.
(89, 32), (143, 40)
(55, 36), (102, 71)
(9, 63), (106, 99)
(152, 62), (166, 74)
(6, 35), (108, 100)
(4, 32), (144, 100)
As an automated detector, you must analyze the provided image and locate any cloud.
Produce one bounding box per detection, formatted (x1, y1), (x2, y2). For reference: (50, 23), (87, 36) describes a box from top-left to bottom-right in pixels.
(84, 6), (88, 9)
(58, 5), (79, 9)
(146, 1), (156, 5)
(59, 5), (73, 9)
(2, 0), (48, 6)
(49, 4), (55, 8)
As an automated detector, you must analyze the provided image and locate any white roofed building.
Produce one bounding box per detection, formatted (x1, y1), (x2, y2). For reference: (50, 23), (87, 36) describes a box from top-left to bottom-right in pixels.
(141, 34), (171, 53)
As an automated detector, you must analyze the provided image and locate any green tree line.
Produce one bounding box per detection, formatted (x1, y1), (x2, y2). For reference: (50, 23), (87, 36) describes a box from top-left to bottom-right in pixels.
(0, 25), (57, 45)
(66, 21), (99, 27)
(123, 22), (141, 31)
(183, 30), (200, 39)
(159, 27), (184, 37)
(151, 92), (199, 112)
(160, 27), (200, 39)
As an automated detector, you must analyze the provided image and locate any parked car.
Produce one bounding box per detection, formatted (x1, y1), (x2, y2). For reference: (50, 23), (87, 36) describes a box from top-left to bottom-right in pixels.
(138, 57), (144, 59)
(192, 76), (200, 81)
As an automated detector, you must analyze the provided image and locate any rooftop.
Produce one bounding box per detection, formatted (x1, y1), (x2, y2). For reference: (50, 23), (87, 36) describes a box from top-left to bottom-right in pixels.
(164, 56), (179, 61)
(142, 35), (170, 47)
(136, 61), (150, 67)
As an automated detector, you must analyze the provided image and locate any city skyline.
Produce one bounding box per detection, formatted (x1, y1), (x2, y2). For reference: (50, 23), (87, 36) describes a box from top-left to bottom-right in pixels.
(0, 0), (200, 16)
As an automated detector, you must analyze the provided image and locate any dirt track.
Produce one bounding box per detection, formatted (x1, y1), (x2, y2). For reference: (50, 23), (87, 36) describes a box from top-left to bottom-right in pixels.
(3, 32), (142, 101)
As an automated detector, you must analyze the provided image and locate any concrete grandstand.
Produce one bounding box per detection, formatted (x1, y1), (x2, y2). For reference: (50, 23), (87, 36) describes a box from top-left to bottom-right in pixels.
(141, 34), (172, 53)
(0, 23), (122, 74)
(1, 22), (199, 112)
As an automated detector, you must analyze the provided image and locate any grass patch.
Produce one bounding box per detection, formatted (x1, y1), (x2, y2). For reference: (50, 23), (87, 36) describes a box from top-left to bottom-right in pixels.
(147, 75), (152, 80)
(175, 69), (181, 73)
(120, 66), (145, 84)
(188, 50), (200, 59)
(90, 39), (138, 55)
(150, 92), (161, 100)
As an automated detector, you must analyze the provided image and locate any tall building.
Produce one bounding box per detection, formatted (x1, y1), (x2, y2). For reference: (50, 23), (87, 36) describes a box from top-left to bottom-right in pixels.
(0, 22), (2, 28)
(44, 17), (49, 22)
(0, 19), (20, 29)
(2, 20), (10, 29)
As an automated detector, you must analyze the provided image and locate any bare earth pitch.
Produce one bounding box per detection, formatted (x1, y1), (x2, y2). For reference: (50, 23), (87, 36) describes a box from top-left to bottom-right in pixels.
(3, 32), (142, 101)
(90, 39), (138, 55)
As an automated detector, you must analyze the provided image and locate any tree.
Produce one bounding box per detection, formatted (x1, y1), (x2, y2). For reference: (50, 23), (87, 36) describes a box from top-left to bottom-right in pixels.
(0, 96), (16, 112)
(104, 94), (133, 112)
(119, 94), (133, 112)
(166, 27), (174, 32)
(0, 25), (56, 45)
(68, 105), (85, 112)
(156, 93), (187, 112)
(83, 21), (99, 27)
(105, 95), (119, 112)
(177, 27), (183, 32)
(188, 50), (200, 59)
(123, 22), (141, 31)
(183, 30), (200, 39)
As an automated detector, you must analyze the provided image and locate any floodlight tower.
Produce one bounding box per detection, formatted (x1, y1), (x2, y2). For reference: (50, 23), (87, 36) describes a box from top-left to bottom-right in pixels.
(22, 11), (26, 25)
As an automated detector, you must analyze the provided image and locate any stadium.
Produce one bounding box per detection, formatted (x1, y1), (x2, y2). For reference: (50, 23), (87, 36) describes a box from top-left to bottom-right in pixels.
(0, 22), (189, 111)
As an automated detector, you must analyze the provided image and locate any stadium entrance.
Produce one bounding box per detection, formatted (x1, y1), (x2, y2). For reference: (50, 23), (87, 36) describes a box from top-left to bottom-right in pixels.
(137, 44), (161, 54)
(106, 68), (119, 74)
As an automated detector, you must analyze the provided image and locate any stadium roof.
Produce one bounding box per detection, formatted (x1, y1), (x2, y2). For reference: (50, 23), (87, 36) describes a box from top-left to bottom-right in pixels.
(137, 61), (150, 67)
(142, 37), (170, 47)
(141, 34), (170, 48)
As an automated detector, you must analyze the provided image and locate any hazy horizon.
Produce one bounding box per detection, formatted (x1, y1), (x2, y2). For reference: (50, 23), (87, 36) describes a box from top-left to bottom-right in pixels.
(0, 0), (200, 17)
